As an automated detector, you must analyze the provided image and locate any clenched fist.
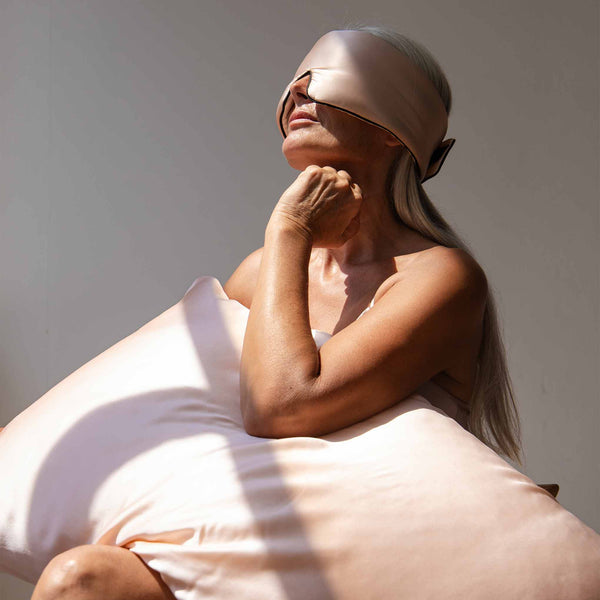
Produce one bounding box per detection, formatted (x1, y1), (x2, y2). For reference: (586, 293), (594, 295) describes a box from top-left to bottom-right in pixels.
(270, 165), (363, 248)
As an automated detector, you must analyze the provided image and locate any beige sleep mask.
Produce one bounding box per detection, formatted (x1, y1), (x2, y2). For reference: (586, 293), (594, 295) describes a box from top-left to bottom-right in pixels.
(276, 30), (456, 183)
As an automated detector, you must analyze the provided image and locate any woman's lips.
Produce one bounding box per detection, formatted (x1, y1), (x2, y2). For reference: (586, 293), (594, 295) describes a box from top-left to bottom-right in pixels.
(289, 111), (318, 124)
(288, 117), (317, 127)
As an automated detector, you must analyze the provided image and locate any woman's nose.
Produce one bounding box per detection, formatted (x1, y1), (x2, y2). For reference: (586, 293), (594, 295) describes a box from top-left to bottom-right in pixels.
(289, 75), (310, 105)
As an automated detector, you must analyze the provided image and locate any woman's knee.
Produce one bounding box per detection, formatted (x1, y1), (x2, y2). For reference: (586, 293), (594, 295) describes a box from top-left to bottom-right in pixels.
(32, 544), (115, 599)
(32, 544), (175, 600)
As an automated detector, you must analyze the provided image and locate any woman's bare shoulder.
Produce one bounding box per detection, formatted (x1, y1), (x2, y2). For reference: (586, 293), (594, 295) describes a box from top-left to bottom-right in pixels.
(430, 246), (488, 293)
(395, 245), (487, 288)
(222, 247), (264, 308)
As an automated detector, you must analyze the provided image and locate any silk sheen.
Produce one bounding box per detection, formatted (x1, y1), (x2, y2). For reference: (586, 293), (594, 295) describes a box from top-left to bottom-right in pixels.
(0, 276), (598, 599)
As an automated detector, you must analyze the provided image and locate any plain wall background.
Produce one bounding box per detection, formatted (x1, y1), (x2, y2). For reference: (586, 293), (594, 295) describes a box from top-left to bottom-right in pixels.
(1, 0), (598, 597)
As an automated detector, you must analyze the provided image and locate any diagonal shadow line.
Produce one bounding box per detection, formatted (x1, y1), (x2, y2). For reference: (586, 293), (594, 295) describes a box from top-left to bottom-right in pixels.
(178, 276), (336, 598)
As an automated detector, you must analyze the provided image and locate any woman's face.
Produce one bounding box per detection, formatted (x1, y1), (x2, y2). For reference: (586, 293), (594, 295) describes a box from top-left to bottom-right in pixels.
(281, 75), (400, 171)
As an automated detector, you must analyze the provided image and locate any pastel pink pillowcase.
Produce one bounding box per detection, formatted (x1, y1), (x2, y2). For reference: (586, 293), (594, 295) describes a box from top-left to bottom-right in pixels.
(1, 276), (599, 599)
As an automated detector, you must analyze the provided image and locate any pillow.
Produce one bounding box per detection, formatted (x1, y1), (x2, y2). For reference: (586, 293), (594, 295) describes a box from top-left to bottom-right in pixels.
(1, 275), (599, 600)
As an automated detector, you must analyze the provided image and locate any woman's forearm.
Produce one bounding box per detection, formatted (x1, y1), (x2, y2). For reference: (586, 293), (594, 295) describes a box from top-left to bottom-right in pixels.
(240, 215), (320, 436)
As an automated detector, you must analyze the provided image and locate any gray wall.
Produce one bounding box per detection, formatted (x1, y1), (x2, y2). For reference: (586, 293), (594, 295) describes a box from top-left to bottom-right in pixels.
(1, 1), (598, 597)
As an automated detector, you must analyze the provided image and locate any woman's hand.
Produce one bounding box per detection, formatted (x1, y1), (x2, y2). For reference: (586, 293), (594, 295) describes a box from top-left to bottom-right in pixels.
(270, 165), (363, 247)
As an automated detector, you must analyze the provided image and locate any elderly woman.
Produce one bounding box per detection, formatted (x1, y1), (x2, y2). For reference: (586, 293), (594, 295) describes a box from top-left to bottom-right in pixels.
(30, 25), (523, 600)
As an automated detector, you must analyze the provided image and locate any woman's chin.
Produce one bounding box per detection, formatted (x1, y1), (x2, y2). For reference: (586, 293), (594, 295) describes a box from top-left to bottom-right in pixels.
(285, 156), (315, 171)
(282, 147), (330, 171)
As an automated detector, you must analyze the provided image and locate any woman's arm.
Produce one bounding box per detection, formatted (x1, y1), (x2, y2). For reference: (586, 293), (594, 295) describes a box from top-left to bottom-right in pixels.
(240, 166), (487, 438)
(240, 218), (319, 436)
(239, 165), (362, 436)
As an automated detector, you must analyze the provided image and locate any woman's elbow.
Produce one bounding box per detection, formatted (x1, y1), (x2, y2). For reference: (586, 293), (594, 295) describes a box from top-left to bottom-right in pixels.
(241, 400), (274, 438)
(240, 385), (305, 438)
(240, 384), (285, 438)
(242, 413), (273, 438)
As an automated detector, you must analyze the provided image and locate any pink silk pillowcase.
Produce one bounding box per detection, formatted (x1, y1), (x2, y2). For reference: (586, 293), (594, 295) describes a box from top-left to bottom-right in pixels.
(0, 275), (599, 599)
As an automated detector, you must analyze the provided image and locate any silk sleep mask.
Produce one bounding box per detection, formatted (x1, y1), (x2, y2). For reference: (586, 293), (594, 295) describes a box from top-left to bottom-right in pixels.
(276, 30), (456, 183)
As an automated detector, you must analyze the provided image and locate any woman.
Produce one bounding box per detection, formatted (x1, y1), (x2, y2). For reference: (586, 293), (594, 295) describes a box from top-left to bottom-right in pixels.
(31, 25), (523, 600)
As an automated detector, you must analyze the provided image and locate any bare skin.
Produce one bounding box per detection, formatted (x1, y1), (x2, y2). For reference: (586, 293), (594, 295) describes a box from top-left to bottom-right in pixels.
(31, 544), (176, 600)
(235, 76), (487, 437)
(227, 243), (484, 410)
